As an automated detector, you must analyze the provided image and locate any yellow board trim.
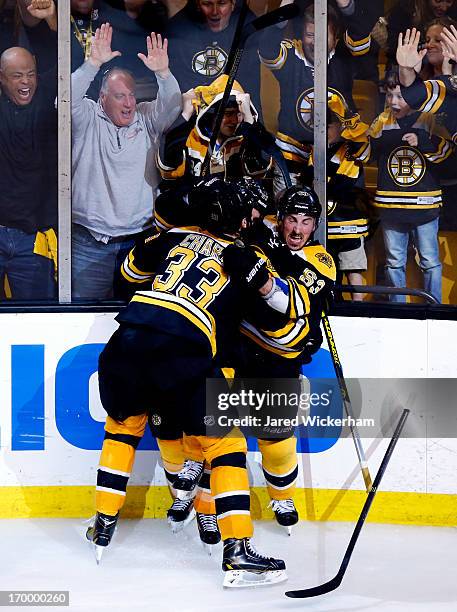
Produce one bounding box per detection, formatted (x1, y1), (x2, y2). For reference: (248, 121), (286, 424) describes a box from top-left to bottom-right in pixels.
(0, 485), (456, 527)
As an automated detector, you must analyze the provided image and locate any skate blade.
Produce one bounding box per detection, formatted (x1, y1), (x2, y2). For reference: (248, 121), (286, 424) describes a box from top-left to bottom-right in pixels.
(94, 544), (105, 565)
(168, 507), (196, 533)
(202, 542), (213, 556)
(223, 569), (288, 588)
(175, 489), (197, 501)
(285, 525), (292, 536)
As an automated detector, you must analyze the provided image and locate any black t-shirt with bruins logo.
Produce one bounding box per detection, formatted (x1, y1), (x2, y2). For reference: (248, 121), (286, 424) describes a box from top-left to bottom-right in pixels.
(166, 7), (261, 114)
(366, 111), (452, 225)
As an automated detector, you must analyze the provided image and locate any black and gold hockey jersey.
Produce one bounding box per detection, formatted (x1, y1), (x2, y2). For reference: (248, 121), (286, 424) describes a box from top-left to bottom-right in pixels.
(241, 219), (336, 359)
(354, 108), (453, 222)
(258, 14), (371, 166)
(119, 226), (311, 364)
(400, 75), (457, 142)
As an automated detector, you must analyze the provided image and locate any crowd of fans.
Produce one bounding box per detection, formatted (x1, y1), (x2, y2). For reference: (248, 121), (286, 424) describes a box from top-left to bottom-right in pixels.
(1, 0), (457, 304)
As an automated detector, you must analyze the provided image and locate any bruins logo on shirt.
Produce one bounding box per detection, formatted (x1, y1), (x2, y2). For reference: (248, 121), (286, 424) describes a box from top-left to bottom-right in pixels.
(192, 46), (227, 77)
(296, 87), (341, 132)
(388, 146), (426, 186)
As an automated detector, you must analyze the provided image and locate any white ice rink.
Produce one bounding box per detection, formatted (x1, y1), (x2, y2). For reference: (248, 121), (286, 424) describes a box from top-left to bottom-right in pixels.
(1, 518), (456, 611)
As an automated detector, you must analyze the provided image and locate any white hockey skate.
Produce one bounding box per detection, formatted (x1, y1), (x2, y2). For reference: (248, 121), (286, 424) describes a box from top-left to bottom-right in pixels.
(222, 538), (287, 588)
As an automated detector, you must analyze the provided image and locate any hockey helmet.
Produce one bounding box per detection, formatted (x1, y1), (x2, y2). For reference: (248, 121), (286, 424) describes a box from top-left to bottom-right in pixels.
(188, 177), (253, 236)
(276, 185), (322, 227)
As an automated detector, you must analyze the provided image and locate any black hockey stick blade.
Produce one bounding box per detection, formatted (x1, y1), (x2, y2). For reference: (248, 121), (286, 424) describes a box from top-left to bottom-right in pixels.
(285, 408), (410, 599)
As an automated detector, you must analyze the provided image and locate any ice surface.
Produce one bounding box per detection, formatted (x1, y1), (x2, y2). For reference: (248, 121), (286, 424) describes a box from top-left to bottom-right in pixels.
(0, 518), (456, 611)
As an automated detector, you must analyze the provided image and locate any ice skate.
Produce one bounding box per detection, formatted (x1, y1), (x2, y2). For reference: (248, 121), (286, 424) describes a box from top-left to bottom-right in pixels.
(173, 459), (204, 500)
(196, 512), (221, 555)
(270, 499), (298, 535)
(167, 498), (196, 533)
(86, 511), (118, 564)
(222, 538), (287, 588)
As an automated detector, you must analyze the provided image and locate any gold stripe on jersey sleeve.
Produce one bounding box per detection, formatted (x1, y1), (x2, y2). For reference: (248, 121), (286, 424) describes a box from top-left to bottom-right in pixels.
(240, 327), (303, 359)
(419, 80), (446, 114)
(130, 293), (217, 356)
(344, 32), (371, 56)
(258, 39), (291, 70)
(121, 250), (156, 284)
(154, 210), (174, 231)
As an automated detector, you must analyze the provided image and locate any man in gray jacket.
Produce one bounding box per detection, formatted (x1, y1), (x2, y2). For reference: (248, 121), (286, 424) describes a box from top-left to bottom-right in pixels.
(71, 23), (181, 299)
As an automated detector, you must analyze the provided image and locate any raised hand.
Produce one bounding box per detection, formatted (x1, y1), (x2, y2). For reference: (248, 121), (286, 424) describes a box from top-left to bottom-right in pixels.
(26, 0), (55, 20)
(138, 33), (170, 78)
(396, 28), (427, 69)
(235, 92), (254, 124)
(88, 23), (122, 69)
(441, 24), (457, 63)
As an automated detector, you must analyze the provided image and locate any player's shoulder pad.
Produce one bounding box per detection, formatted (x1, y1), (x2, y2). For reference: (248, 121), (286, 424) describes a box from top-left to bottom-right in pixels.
(304, 244), (336, 281)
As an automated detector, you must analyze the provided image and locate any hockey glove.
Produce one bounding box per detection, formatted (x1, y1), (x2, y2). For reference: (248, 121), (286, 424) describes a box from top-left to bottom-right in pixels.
(270, 243), (305, 278)
(223, 243), (270, 291)
(301, 327), (324, 365)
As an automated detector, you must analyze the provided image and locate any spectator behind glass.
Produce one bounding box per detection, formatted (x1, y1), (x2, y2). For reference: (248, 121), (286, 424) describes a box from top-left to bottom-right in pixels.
(0, 46), (57, 300)
(419, 16), (457, 78)
(71, 24), (182, 300)
(19, 0), (168, 100)
(157, 76), (272, 193)
(355, 68), (449, 303)
(386, 0), (457, 66)
(165, 0), (262, 115)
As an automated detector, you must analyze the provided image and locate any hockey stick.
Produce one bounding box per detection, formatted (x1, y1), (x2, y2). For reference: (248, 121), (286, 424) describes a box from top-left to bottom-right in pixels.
(322, 314), (373, 492)
(285, 407), (410, 598)
(201, 2), (299, 176)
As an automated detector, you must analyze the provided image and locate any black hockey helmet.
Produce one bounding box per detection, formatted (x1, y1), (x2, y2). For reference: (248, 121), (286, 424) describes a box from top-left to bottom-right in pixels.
(231, 177), (271, 215)
(276, 185), (322, 227)
(188, 177), (253, 236)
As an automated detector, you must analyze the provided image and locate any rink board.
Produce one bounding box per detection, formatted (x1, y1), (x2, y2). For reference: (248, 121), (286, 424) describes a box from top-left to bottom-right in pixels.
(0, 312), (456, 525)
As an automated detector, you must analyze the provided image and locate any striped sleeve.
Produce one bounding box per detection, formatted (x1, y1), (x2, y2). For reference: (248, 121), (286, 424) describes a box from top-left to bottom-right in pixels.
(401, 77), (446, 115)
(120, 232), (161, 284)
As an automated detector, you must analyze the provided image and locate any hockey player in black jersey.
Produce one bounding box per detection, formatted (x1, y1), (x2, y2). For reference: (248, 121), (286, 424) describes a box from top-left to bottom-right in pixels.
(227, 185), (336, 532)
(88, 178), (293, 587)
(170, 184), (335, 536)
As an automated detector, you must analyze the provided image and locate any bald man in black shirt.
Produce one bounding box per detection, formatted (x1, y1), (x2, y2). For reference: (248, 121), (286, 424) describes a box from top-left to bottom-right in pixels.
(0, 47), (57, 300)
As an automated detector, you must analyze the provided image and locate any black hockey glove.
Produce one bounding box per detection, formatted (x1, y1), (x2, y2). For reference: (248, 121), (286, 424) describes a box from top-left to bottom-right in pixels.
(301, 327), (323, 365)
(223, 243), (270, 291)
(270, 243), (305, 278)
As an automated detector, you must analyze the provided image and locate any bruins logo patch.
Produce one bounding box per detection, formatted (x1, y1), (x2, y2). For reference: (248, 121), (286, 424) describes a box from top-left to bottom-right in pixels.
(315, 252), (333, 268)
(192, 46), (227, 77)
(388, 146), (425, 186)
(296, 87), (342, 132)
